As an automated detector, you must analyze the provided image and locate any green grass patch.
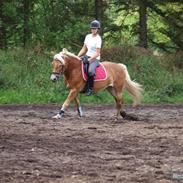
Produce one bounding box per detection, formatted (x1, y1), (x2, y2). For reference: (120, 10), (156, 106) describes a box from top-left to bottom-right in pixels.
(0, 46), (183, 104)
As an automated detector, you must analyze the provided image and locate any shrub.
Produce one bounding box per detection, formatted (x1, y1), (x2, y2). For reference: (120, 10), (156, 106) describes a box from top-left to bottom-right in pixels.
(158, 51), (183, 71)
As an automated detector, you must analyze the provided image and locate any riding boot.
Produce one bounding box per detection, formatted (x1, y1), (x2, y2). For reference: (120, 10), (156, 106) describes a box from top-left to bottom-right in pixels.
(86, 75), (94, 96)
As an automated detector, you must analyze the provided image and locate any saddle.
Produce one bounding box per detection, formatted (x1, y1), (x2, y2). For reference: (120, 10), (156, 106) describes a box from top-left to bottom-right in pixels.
(81, 62), (107, 81)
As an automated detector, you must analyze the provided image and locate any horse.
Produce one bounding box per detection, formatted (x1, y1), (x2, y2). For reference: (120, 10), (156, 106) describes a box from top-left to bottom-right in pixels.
(50, 48), (143, 120)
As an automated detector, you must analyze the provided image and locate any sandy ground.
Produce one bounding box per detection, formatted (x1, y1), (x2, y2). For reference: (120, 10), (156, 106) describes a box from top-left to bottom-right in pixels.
(0, 104), (183, 183)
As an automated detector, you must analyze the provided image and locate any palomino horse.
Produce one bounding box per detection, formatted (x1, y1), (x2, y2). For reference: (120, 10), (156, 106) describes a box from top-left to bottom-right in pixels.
(50, 49), (143, 120)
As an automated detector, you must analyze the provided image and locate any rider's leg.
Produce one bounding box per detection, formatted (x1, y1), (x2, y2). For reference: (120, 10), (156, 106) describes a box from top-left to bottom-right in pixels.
(86, 60), (99, 96)
(86, 75), (94, 96)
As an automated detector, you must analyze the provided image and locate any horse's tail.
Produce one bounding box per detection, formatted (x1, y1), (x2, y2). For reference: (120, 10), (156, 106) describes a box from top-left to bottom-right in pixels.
(119, 64), (143, 106)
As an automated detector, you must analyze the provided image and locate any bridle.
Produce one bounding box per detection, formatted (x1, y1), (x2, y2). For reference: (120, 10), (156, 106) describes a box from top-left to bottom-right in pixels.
(52, 54), (66, 76)
(52, 59), (65, 76)
(50, 53), (66, 82)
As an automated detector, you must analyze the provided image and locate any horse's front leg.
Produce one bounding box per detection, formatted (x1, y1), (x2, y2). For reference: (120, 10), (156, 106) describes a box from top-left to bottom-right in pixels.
(52, 89), (78, 119)
(74, 97), (84, 117)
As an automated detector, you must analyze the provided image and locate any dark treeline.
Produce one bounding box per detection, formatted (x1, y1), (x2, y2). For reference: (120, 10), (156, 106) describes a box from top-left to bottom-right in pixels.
(0, 0), (182, 52)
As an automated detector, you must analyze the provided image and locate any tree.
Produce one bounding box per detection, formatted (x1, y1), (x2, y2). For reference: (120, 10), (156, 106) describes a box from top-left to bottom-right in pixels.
(147, 1), (183, 51)
(0, 0), (182, 52)
(138, 0), (147, 48)
(103, 0), (183, 51)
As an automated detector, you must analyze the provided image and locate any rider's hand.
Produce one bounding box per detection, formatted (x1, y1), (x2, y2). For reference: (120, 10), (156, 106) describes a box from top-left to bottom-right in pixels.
(81, 56), (89, 64)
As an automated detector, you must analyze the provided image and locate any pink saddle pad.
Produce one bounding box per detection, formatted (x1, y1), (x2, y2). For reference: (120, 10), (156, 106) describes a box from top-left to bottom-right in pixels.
(82, 63), (107, 81)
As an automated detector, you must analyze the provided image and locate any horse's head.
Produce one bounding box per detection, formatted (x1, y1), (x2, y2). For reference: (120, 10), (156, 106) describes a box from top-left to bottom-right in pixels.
(50, 48), (81, 82)
(50, 52), (65, 82)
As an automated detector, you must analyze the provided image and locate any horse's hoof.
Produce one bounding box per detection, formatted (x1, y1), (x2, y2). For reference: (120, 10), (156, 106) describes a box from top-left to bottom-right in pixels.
(112, 115), (120, 122)
(79, 113), (84, 117)
(52, 113), (63, 119)
(120, 111), (139, 121)
(77, 107), (84, 117)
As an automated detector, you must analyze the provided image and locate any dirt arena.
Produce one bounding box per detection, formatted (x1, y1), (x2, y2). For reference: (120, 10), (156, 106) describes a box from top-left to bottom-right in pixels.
(0, 104), (183, 183)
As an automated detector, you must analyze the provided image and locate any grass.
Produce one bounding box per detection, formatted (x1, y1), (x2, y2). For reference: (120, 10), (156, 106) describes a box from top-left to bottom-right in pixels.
(1, 87), (182, 105)
(0, 46), (183, 104)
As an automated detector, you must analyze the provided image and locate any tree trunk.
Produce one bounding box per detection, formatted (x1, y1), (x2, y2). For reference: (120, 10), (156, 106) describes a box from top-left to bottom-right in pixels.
(0, 1), (6, 49)
(23, 0), (30, 47)
(139, 0), (148, 48)
(95, 0), (104, 34)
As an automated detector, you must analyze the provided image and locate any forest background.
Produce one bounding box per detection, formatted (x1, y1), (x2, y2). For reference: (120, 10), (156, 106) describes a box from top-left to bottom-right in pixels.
(0, 0), (183, 104)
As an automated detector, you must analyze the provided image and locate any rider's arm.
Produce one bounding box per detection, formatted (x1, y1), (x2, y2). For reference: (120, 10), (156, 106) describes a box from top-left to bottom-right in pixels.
(78, 44), (87, 57)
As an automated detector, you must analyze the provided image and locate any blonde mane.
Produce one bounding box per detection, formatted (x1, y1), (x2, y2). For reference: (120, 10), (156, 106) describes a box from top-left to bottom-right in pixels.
(61, 48), (80, 60)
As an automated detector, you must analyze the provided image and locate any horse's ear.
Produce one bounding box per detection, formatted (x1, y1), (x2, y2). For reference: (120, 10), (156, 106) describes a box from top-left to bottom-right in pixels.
(62, 48), (68, 54)
(50, 51), (57, 56)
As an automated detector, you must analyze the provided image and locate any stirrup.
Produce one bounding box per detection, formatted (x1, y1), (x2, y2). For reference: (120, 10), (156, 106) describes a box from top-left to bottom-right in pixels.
(85, 89), (93, 96)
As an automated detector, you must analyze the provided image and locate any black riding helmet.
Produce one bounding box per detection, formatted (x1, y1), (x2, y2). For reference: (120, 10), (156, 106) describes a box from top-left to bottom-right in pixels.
(90, 20), (100, 29)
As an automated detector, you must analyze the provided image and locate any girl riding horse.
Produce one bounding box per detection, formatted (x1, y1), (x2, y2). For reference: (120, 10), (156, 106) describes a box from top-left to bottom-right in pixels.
(50, 49), (143, 121)
(78, 20), (102, 96)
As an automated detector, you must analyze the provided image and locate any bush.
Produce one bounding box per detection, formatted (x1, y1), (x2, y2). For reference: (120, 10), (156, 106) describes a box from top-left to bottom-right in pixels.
(158, 51), (183, 71)
(102, 44), (152, 63)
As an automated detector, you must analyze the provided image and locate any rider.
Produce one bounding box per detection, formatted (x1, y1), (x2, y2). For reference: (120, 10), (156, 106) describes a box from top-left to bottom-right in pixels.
(78, 20), (102, 96)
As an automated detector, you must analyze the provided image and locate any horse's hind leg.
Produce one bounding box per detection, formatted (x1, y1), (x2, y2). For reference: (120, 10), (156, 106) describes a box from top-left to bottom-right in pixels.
(107, 87), (124, 120)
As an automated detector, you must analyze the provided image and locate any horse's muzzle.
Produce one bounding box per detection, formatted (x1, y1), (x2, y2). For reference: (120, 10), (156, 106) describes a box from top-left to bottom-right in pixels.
(50, 73), (60, 82)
